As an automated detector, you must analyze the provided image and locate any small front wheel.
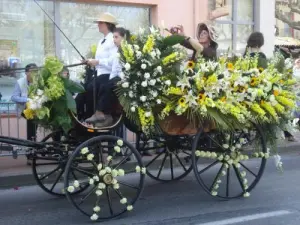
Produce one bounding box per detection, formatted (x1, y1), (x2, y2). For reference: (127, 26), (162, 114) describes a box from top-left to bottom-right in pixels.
(64, 135), (145, 221)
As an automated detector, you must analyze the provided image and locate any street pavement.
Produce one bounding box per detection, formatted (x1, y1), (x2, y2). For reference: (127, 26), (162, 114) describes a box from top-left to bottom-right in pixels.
(0, 151), (300, 225)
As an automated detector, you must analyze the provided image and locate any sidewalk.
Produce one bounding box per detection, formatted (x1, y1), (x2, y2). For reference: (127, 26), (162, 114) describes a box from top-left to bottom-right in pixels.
(1, 133), (300, 189)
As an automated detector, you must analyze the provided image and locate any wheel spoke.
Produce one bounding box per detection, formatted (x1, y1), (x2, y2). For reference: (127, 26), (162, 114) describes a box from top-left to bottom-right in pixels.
(113, 152), (133, 170)
(118, 181), (139, 190)
(174, 153), (187, 172)
(226, 166), (230, 197)
(78, 185), (97, 205)
(50, 169), (64, 191)
(170, 154), (174, 180)
(106, 187), (114, 216)
(39, 166), (60, 180)
(198, 160), (218, 174)
(240, 162), (258, 177)
(209, 164), (223, 192)
(145, 150), (164, 167)
(72, 166), (95, 177)
(35, 162), (60, 166)
(157, 152), (168, 178)
(233, 165), (245, 192)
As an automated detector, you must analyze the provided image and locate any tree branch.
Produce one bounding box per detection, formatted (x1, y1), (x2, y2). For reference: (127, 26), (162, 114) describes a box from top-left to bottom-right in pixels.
(275, 7), (300, 30)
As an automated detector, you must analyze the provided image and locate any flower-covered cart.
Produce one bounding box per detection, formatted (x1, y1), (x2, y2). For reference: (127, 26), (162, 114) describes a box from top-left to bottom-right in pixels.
(0, 27), (297, 222)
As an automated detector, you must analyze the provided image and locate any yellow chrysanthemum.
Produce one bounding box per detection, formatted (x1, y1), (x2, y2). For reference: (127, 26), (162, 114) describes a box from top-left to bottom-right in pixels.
(167, 87), (183, 95)
(162, 52), (179, 65)
(274, 103), (285, 114)
(276, 96), (295, 108)
(142, 34), (155, 54)
(261, 101), (278, 122)
(227, 63), (234, 71)
(23, 108), (34, 120)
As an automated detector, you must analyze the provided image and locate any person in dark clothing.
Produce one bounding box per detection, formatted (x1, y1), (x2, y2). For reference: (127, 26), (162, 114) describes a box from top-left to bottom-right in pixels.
(243, 32), (268, 69)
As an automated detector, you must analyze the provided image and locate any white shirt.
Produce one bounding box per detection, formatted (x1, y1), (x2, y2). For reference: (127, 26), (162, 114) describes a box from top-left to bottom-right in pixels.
(109, 56), (123, 80)
(95, 32), (118, 76)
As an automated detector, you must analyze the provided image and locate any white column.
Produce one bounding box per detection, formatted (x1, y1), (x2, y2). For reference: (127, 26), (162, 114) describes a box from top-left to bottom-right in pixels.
(254, 0), (276, 57)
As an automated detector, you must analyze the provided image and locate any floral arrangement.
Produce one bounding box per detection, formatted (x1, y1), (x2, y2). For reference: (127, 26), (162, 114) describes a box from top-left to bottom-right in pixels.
(117, 27), (186, 132)
(118, 30), (297, 135)
(23, 56), (85, 132)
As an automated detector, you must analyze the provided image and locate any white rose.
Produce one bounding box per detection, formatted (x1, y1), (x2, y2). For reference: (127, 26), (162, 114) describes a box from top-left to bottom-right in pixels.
(140, 96), (147, 102)
(152, 91), (158, 97)
(144, 73), (150, 79)
(90, 214), (99, 221)
(156, 99), (162, 104)
(165, 80), (171, 86)
(87, 153), (94, 161)
(141, 64), (147, 69)
(117, 139), (123, 146)
(136, 51), (142, 58)
(122, 82), (129, 88)
(149, 79), (156, 86)
(129, 91), (134, 98)
(156, 66), (162, 73)
(150, 51), (156, 58)
(134, 45), (140, 51)
(80, 147), (89, 155)
(120, 198), (127, 204)
(127, 205), (133, 211)
(67, 186), (75, 193)
(118, 169), (125, 176)
(131, 106), (136, 112)
(73, 180), (80, 188)
(141, 81), (148, 87)
(124, 63), (131, 71)
(93, 206), (101, 212)
(37, 89), (44, 96)
(96, 190), (103, 196)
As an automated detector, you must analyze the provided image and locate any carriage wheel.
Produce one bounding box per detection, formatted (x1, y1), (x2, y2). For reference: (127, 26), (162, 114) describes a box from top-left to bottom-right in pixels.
(32, 131), (89, 196)
(140, 134), (193, 182)
(64, 135), (145, 221)
(192, 126), (267, 199)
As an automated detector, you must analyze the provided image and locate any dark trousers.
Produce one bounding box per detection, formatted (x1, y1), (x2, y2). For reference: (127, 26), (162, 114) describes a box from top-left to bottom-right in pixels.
(27, 120), (36, 141)
(96, 77), (120, 114)
(76, 74), (110, 119)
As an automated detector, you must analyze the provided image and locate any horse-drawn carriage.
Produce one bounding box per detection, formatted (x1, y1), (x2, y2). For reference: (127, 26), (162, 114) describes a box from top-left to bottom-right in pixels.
(0, 28), (295, 222)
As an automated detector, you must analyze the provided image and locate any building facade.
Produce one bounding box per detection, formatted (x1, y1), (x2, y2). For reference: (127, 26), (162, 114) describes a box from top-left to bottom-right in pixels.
(0, 0), (275, 102)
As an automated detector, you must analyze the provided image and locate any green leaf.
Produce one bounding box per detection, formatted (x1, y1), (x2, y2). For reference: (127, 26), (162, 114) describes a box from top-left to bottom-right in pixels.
(162, 35), (185, 47)
(63, 78), (85, 93)
(66, 91), (76, 113)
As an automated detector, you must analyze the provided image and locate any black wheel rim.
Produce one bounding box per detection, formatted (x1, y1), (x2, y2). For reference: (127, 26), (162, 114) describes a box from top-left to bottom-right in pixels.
(192, 126), (267, 199)
(64, 135), (145, 221)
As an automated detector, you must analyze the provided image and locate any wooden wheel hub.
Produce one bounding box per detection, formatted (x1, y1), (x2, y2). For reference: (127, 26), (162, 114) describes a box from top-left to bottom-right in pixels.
(103, 174), (113, 184)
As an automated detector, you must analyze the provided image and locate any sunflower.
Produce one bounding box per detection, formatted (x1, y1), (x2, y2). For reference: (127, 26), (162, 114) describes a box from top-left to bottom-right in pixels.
(273, 89), (280, 96)
(198, 93), (206, 103)
(258, 67), (264, 73)
(250, 77), (260, 86)
(187, 61), (195, 69)
(178, 97), (186, 107)
(239, 86), (246, 93)
(227, 63), (234, 71)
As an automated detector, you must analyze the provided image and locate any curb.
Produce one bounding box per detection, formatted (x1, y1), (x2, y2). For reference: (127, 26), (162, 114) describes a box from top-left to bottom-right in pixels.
(0, 144), (299, 190)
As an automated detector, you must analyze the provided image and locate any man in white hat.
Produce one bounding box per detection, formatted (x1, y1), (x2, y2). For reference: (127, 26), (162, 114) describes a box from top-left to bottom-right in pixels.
(83, 12), (119, 123)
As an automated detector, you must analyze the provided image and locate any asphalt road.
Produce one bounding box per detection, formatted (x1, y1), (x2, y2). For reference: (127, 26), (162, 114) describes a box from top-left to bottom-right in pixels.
(1, 152), (300, 225)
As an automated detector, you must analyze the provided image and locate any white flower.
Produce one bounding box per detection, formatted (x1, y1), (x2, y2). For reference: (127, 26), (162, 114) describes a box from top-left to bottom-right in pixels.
(112, 178), (118, 185)
(214, 184), (220, 189)
(97, 163), (103, 171)
(90, 179), (95, 185)
(118, 169), (125, 176)
(235, 144), (241, 149)
(141, 167), (146, 174)
(111, 169), (118, 177)
(106, 155), (113, 162)
(114, 146), (121, 153)
(90, 214), (99, 221)
(156, 99), (162, 104)
(150, 51), (156, 58)
(140, 96), (147, 102)
(129, 91), (134, 98)
(211, 191), (218, 196)
(144, 73), (150, 79)
(135, 166), (141, 173)
(80, 147), (89, 155)
(105, 167), (112, 173)
(98, 183), (106, 189)
(96, 190), (103, 196)
(67, 186), (75, 193)
(136, 51), (142, 58)
(264, 153), (270, 158)
(149, 79), (156, 86)
(152, 91), (158, 97)
(37, 89), (44, 96)
(230, 146), (236, 151)
(131, 106), (136, 112)
(117, 139), (123, 146)
(139, 27), (145, 34)
(221, 170), (227, 176)
(243, 192), (250, 198)
(93, 206), (101, 212)
(99, 169), (106, 176)
(165, 80), (171, 86)
(156, 66), (162, 73)
(125, 63), (131, 71)
(141, 64), (147, 69)
(218, 155), (224, 161)
(93, 176), (100, 181)
(73, 180), (80, 188)
(127, 205), (133, 211)
(274, 154), (283, 169)
(217, 179), (222, 184)
(87, 153), (94, 161)
(141, 81), (148, 87)
(120, 198), (127, 204)
(222, 144), (229, 149)
(134, 45), (140, 51)
(113, 183), (120, 189)
(145, 111), (152, 117)
(211, 152), (218, 159)
(241, 171), (246, 177)
(122, 82), (129, 88)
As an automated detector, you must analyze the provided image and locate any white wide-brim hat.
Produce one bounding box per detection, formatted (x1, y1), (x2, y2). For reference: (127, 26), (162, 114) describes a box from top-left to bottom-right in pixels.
(93, 12), (118, 25)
